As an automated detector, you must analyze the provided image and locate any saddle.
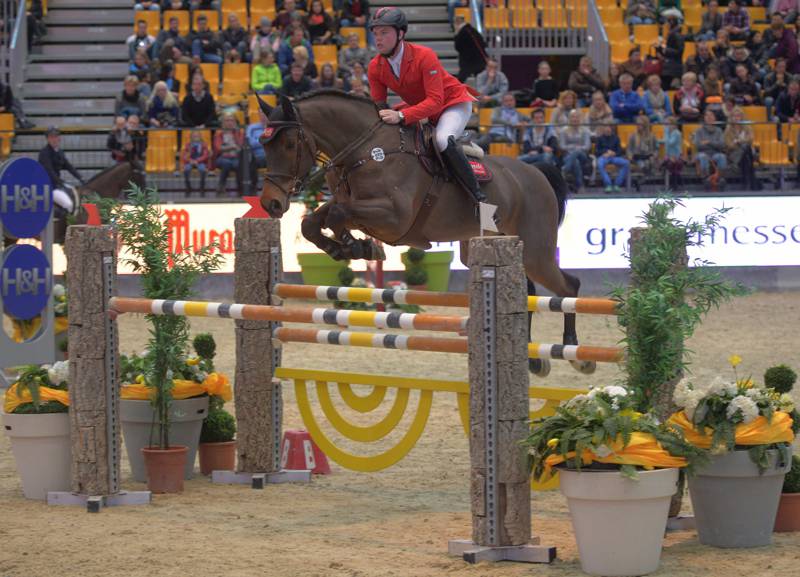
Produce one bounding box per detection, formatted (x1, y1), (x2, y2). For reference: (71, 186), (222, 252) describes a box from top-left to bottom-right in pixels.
(414, 123), (493, 183)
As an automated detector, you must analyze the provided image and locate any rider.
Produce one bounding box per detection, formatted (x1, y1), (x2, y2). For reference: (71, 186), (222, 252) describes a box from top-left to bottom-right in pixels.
(366, 7), (491, 221)
(37, 127), (83, 216)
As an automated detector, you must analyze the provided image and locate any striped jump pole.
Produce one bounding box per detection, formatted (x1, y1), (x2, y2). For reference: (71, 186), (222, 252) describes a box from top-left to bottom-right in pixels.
(108, 297), (468, 333)
(273, 284), (619, 316)
(272, 327), (624, 364)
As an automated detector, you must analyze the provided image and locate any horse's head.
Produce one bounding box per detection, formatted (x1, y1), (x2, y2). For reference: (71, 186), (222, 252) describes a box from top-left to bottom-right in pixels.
(257, 94), (318, 218)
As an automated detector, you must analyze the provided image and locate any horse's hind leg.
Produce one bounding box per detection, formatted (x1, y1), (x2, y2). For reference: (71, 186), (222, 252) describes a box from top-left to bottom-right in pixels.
(526, 279), (551, 377)
(300, 202), (347, 261)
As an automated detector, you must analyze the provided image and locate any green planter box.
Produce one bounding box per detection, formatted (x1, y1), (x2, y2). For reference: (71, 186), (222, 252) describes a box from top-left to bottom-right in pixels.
(401, 251), (454, 292)
(297, 253), (349, 286)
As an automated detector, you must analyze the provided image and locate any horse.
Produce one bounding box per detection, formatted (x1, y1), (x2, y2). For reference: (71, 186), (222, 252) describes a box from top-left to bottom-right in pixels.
(256, 91), (594, 375)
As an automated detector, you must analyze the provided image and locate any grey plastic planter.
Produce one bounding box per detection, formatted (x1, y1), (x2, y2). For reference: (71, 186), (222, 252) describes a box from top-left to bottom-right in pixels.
(120, 397), (209, 482)
(689, 449), (791, 548)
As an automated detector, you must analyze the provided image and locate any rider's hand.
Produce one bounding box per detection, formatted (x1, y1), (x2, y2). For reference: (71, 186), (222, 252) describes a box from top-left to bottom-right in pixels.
(379, 109), (403, 125)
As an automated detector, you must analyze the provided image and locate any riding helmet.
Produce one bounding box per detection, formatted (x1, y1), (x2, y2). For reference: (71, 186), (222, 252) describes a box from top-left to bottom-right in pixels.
(368, 7), (408, 33)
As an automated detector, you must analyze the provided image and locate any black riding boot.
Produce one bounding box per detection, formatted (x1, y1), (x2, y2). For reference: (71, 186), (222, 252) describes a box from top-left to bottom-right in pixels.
(441, 136), (496, 224)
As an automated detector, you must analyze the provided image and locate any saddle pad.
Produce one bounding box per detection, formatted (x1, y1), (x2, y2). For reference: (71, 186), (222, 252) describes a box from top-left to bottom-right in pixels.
(469, 160), (493, 183)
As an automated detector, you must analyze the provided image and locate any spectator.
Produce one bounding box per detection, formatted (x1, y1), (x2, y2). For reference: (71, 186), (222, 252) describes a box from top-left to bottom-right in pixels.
(772, 0), (800, 24)
(191, 15), (223, 64)
(340, 0), (372, 46)
(181, 74), (218, 127)
(697, 0), (723, 41)
(281, 62), (314, 98)
(673, 71), (704, 122)
(627, 115), (659, 177)
(586, 90), (614, 134)
(476, 59), (509, 107)
(724, 106), (759, 190)
(214, 113), (244, 196)
(518, 108), (559, 165)
(349, 76), (369, 97)
(107, 116), (133, 162)
(568, 56), (607, 106)
(127, 19), (156, 60)
(350, 61), (369, 85)
(713, 29), (731, 60)
(277, 0), (307, 9)
(164, 0), (189, 9)
(273, 0), (304, 35)
(278, 26), (315, 75)
(619, 47), (647, 88)
(718, 94), (737, 124)
(655, 15), (684, 89)
(115, 75), (148, 118)
(190, 0), (220, 10)
(339, 32), (371, 78)
(626, 0), (657, 24)
(764, 58), (789, 119)
(251, 18), (283, 62)
(722, 0), (750, 41)
(729, 63), (761, 105)
(531, 60), (559, 108)
(685, 40), (716, 81)
(551, 89), (580, 126)
(693, 108), (727, 180)
(0, 79), (34, 128)
(154, 16), (190, 60)
(558, 109), (592, 193)
(748, 31), (770, 71)
(147, 81), (180, 127)
(222, 13), (250, 62)
(703, 65), (724, 105)
(775, 78), (800, 123)
(657, 0), (682, 22)
(38, 127), (84, 210)
(293, 45), (318, 79)
(134, 0), (159, 10)
(721, 45), (759, 84)
(318, 63), (344, 89)
(608, 61), (622, 92)
(305, 0), (334, 44)
(252, 50), (283, 94)
(181, 130), (210, 196)
(643, 74), (673, 121)
(770, 14), (800, 74)
(453, 15), (487, 82)
(129, 49), (152, 80)
(127, 115), (148, 161)
(660, 116), (684, 186)
(595, 123), (629, 193)
(246, 118), (266, 189)
(610, 73), (644, 123)
(476, 92), (525, 151)
(159, 62), (182, 97)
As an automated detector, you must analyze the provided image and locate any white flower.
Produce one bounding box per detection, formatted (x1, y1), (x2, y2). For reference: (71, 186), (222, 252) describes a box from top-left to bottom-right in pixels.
(684, 390), (706, 420)
(707, 376), (737, 398)
(48, 360), (69, 385)
(611, 398), (620, 411)
(778, 393), (795, 412)
(726, 395), (760, 424)
(594, 444), (613, 458)
(564, 394), (589, 409)
(602, 385), (629, 398)
(586, 388), (599, 399)
(52, 284), (66, 298)
(745, 388), (762, 400)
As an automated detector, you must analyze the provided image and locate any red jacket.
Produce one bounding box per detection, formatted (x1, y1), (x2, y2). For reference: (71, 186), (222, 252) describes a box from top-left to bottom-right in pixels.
(368, 42), (475, 125)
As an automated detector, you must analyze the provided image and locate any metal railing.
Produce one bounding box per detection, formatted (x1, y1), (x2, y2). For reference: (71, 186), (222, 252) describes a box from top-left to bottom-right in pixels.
(484, 2), (588, 57)
(587, 1), (609, 80)
(470, 0), (484, 36)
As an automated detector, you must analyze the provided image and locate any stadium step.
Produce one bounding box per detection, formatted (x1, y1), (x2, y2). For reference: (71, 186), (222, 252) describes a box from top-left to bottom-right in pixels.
(13, 133), (110, 151)
(371, 0), (446, 5)
(41, 25), (131, 43)
(35, 43), (128, 58)
(23, 99), (117, 116)
(416, 40), (457, 58)
(407, 22), (453, 38)
(27, 62), (129, 81)
(45, 9), (135, 26)
(49, 0), (133, 8)
(22, 81), (122, 99)
(26, 115), (116, 128)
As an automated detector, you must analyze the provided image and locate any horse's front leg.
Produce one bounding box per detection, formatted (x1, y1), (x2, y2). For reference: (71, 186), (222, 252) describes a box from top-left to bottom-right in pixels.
(324, 202), (387, 261)
(300, 201), (348, 261)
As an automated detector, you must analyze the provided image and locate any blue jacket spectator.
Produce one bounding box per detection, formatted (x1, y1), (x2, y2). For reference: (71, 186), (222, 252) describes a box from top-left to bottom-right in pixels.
(595, 130), (622, 157)
(278, 28), (315, 75)
(246, 121), (266, 166)
(609, 74), (644, 123)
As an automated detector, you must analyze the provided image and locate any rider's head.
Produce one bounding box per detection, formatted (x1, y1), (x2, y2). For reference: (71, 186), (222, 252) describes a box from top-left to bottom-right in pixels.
(46, 126), (60, 148)
(369, 7), (408, 57)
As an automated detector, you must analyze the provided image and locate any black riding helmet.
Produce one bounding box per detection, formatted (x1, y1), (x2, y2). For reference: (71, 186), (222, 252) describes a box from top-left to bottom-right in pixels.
(368, 7), (408, 33)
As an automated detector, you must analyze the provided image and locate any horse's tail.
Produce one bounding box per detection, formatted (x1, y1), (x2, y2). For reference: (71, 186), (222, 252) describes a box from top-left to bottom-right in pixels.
(534, 162), (568, 226)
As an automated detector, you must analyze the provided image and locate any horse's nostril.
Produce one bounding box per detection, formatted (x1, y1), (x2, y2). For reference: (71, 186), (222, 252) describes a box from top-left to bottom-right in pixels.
(267, 199), (284, 216)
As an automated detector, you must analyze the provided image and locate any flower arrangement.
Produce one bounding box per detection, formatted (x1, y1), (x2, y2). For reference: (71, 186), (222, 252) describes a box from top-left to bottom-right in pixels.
(526, 384), (706, 481)
(12, 283), (70, 342)
(668, 356), (796, 472)
(4, 361), (70, 414)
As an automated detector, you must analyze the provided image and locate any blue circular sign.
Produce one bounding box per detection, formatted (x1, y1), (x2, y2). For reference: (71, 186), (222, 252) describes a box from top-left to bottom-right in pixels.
(0, 157), (53, 239)
(1, 244), (52, 320)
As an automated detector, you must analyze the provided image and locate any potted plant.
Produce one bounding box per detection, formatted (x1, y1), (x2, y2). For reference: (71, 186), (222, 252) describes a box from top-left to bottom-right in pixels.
(2, 361), (71, 500)
(199, 402), (237, 475)
(401, 247), (454, 292)
(297, 253), (351, 286)
(114, 185), (222, 493)
(668, 357), (796, 547)
(526, 385), (704, 576)
(402, 248), (428, 290)
(765, 364), (800, 532)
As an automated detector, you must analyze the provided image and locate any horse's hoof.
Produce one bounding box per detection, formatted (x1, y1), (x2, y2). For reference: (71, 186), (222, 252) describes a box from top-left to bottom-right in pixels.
(529, 358), (551, 378)
(570, 360), (596, 375)
(371, 242), (386, 261)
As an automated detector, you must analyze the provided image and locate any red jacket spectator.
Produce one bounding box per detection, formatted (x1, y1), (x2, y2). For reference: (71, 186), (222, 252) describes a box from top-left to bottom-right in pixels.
(180, 139), (210, 169)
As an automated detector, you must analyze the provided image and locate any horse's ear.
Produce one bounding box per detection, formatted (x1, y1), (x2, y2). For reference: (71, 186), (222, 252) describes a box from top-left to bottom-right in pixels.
(279, 94), (295, 120)
(256, 94), (273, 117)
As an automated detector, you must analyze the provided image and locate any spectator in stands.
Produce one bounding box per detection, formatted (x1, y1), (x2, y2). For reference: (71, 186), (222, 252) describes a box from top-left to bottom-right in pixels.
(673, 71), (704, 122)
(764, 58), (789, 119)
(453, 15), (487, 82)
(747, 31), (770, 71)
(722, 0), (750, 41)
(775, 78), (800, 122)
(595, 123), (629, 193)
(610, 73), (644, 123)
(518, 108), (559, 166)
(660, 116), (684, 186)
(730, 63), (761, 105)
(128, 19), (156, 60)
(586, 90), (614, 134)
(181, 74), (218, 127)
(697, 0), (723, 41)
(626, 0), (657, 24)
(189, 0), (220, 10)
(191, 15), (223, 64)
(293, 45), (318, 79)
(476, 59), (508, 107)
(693, 108), (727, 180)
(769, 14), (800, 74)
(163, 0), (189, 9)
(627, 115), (659, 177)
(0, 79), (34, 129)
(115, 75), (148, 119)
(339, 32), (371, 79)
(159, 62), (182, 97)
(181, 130), (210, 196)
(246, 118), (266, 189)
(222, 13), (251, 62)
(724, 106), (759, 190)
(721, 46), (760, 85)
(130, 49), (152, 80)
(277, 0), (307, 10)
(713, 29), (731, 60)
(318, 63), (345, 89)
(278, 26), (315, 75)
(551, 90), (580, 127)
(281, 62), (314, 98)
(448, 0), (468, 30)
(107, 116), (133, 162)
(127, 115), (148, 161)
(251, 18), (282, 63)
(38, 127), (84, 212)
(531, 61), (559, 108)
(568, 56), (607, 107)
(350, 61), (369, 85)
(154, 16), (190, 61)
(349, 77), (370, 97)
(619, 47), (647, 89)
(608, 61), (621, 92)
(703, 64), (723, 101)
(340, 0), (372, 46)
(214, 113), (244, 196)
(273, 0), (304, 36)
(657, 0), (682, 22)
(558, 109), (592, 193)
(772, 0), (800, 24)
(305, 0), (335, 44)
(252, 50), (283, 94)
(134, 0), (159, 11)
(685, 40), (716, 81)
(147, 81), (180, 127)
(655, 15), (684, 89)
(643, 74), (673, 121)
(475, 92), (525, 152)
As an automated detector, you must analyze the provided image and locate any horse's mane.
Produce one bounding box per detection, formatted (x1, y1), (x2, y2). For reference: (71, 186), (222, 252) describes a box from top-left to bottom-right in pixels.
(294, 88), (378, 109)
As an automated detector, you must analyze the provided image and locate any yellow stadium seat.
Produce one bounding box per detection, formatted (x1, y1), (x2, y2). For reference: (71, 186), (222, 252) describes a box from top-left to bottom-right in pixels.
(752, 22), (770, 33)
(742, 106), (767, 123)
(248, 93), (277, 124)
(611, 42), (634, 63)
(682, 6), (703, 29)
(682, 123), (701, 155)
(479, 107), (492, 134)
(541, 8), (568, 28)
(313, 44), (338, 71)
(759, 141), (792, 166)
(753, 122), (779, 157)
(633, 24), (660, 47)
(222, 8), (248, 29)
(454, 7), (471, 24)
(322, 0), (333, 12)
(684, 41), (696, 60)
(747, 6), (767, 21)
(221, 0), (247, 24)
(512, 8), (537, 29)
(340, 26), (366, 47)
(616, 124), (637, 150)
(145, 130), (178, 173)
(163, 10), (190, 36)
(134, 11), (160, 34)
(489, 143), (520, 157)
(597, 6), (624, 25)
(250, 3), (277, 25)
(0, 113), (14, 158)
(544, 107), (555, 123)
(483, 8), (510, 29)
(193, 10), (220, 31)
(198, 62), (221, 95)
(222, 63), (251, 99)
(570, 6), (587, 27)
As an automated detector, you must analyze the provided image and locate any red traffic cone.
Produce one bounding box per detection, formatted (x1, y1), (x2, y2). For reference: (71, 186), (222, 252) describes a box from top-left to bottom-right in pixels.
(280, 430), (331, 475)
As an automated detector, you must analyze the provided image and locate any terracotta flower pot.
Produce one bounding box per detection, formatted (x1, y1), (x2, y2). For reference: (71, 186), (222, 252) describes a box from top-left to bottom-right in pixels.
(774, 493), (800, 532)
(198, 441), (236, 475)
(142, 445), (188, 494)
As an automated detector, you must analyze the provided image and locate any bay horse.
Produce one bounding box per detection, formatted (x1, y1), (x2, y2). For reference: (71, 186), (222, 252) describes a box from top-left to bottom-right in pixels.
(257, 91), (593, 374)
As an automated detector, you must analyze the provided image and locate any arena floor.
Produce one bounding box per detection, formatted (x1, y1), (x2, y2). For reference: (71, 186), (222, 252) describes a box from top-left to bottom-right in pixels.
(2, 291), (799, 576)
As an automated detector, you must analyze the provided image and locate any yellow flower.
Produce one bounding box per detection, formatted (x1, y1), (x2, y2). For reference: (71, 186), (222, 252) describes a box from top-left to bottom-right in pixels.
(547, 438), (559, 448)
(186, 357), (200, 366)
(135, 374), (145, 384)
(739, 378), (754, 389)
(619, 409), (642, 421)
(729, 355), (742, 368)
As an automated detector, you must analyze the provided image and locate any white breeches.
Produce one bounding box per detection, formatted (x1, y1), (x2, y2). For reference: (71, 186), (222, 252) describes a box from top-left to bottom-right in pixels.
(434, 101), (473, 152)
(53, 186), (78, 215)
